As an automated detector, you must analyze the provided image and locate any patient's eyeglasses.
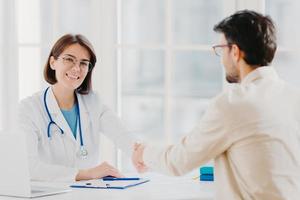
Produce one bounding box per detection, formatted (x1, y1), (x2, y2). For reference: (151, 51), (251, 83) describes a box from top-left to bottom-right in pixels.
(212, 44), (232, 56)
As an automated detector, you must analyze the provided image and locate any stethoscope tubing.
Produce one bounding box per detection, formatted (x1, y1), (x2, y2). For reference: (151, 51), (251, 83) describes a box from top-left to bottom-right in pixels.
(43, 87), (84, 147)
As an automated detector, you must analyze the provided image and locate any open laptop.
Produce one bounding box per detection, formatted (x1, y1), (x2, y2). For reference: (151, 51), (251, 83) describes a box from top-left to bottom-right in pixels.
(0, 130), (71, 198)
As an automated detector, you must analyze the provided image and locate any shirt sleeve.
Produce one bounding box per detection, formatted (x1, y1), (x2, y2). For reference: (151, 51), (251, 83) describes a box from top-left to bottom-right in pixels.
(18, 100), (78, 182)
(143, 94), (235, 176)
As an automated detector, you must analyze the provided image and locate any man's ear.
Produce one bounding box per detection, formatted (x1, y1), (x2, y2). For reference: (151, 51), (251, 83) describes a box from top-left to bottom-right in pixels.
(49, 56), (56, 70)
(231, 44), (243, 62)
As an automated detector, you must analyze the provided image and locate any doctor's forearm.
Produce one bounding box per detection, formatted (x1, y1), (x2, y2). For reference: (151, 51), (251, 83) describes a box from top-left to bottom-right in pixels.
(75, 162), (124, 181)
(75, 169), (91, 181)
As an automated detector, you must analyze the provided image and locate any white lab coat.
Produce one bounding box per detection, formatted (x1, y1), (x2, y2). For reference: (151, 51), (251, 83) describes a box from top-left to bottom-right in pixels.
(18, 87), (135, 182)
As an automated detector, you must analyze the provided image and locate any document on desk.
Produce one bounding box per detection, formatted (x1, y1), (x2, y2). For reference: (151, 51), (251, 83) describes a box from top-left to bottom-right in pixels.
(70, 178), (150, 189)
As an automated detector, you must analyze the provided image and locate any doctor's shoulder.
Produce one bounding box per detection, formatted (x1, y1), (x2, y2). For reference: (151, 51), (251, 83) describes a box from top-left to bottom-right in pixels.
(18, 91), (45, 128)
(77, 90), (109, 114)
(19, 91), (45, 113)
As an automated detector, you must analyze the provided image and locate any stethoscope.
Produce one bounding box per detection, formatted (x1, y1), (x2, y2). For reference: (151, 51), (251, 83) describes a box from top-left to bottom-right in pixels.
(43, 87), (88, 159)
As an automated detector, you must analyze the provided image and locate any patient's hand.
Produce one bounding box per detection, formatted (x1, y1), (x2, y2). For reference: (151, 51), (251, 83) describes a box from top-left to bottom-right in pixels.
(132, 143), (148, 173)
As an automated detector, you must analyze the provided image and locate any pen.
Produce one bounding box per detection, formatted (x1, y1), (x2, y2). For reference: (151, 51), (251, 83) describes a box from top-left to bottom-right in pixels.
(102, 177), (141, 181)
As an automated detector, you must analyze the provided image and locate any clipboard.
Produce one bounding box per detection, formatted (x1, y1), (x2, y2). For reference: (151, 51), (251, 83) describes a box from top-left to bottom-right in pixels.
(70, 178), (150, 189)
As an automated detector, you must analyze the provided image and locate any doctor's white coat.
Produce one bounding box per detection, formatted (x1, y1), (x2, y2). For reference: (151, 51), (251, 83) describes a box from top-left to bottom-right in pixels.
(18, 87), (135, 182)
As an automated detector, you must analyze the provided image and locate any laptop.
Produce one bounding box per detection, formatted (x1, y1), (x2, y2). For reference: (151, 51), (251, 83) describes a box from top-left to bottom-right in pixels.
(0, 130), (71, 198)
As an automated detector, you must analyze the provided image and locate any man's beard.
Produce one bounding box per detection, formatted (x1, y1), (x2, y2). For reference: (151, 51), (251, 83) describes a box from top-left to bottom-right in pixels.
(226, 74), (240, 83)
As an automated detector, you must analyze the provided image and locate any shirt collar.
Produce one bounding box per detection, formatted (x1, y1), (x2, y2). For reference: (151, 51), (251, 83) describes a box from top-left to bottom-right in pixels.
(240, 66), (278, 87)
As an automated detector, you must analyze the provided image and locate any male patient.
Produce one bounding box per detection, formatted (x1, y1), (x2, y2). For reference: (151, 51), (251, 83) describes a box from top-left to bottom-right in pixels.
(132, 10), (300, 199)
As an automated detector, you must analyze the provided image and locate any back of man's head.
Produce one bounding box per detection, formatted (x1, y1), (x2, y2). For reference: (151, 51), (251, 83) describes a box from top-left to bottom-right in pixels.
(214, 10), (277, 67)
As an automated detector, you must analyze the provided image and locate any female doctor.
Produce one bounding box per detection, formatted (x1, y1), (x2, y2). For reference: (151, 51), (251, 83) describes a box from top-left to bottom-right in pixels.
(18, 34), (135, 181)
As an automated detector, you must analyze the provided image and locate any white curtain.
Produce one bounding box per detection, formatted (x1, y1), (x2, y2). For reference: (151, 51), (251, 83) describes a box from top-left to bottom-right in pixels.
(0, 0), (18, 131)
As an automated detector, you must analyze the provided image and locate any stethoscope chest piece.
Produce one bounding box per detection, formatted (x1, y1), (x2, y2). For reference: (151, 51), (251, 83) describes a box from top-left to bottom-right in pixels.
(77, 146), (88, 159)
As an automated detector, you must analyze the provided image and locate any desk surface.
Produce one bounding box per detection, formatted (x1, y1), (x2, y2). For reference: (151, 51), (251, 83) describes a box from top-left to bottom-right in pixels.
(0, 173), (214, 200)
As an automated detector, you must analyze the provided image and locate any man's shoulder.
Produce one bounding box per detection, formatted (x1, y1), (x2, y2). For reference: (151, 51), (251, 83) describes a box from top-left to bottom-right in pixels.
(211, 85), (241, 106)
(212, 79), (300, 112)
(209, 84), (259, 112)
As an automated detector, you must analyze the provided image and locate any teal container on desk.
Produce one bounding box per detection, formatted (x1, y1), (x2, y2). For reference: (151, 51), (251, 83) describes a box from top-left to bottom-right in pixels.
(199, 166), (214, 181)
(200, 174), (214, 181)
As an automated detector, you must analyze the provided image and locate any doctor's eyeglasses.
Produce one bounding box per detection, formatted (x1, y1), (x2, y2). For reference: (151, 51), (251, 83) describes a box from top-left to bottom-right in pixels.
(57, 55), (93, 72)
(212, 44), (232, 56)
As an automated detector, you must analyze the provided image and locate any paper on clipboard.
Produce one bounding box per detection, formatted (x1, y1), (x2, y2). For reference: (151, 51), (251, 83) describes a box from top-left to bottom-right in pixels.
(70, 178), (150, 189)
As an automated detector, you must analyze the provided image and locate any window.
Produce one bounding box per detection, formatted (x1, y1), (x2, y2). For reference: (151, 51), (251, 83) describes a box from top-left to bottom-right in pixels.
(17, 0), (41, 100)
(265, 0), (300, 86)
(14, 0), (118, 165)
(16, 0), (97, 100)
(118, 0), (228, 170)
(13, 0), (294, 173)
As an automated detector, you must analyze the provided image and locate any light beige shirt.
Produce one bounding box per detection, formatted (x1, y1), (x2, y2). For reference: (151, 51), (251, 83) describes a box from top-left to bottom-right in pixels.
(144, 67), (300, 199)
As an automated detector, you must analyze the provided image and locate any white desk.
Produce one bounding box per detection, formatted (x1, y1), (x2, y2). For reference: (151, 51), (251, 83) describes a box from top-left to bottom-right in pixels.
(0, 173), (214, 200)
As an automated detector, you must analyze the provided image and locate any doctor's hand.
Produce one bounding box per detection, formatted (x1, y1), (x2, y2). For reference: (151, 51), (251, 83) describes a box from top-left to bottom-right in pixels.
(75, 162), (124, 181)
(132, 143), (148, 173)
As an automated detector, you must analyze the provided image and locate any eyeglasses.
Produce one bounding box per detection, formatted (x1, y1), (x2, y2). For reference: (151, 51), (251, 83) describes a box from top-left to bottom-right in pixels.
(212, 44), (232, 56)
(57, 55), (93, 72)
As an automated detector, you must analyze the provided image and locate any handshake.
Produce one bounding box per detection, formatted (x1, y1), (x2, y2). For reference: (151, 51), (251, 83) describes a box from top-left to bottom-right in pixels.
(131, 143), (148, 173)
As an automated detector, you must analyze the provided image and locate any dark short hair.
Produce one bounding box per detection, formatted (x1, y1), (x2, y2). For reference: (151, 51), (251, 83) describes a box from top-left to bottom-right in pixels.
(44, 34), (97, 94)
(213, 10), (277, 67)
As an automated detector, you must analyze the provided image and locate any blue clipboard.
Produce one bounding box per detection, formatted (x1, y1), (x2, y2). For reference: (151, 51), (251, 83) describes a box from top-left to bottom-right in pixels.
(70, 178), (150, 190)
